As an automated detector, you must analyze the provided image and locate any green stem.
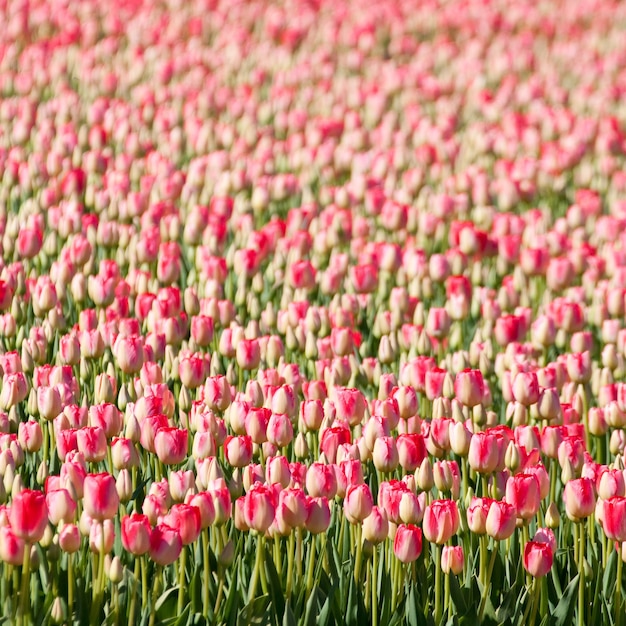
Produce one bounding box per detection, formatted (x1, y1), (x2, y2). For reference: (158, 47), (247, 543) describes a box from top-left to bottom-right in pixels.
(202, 530), (210, 613)
(478, 544), (498, 621)
(18, 543), (31, 626)
(248, 537), (264, 602)
(148, 566), (162, 626)
(529, 578), (541, 626)
(444, 572), (450, 623)
(141, 557), (148, 609)
(617, 554), (623, 626)
(128, 559), (139, 626)
(578, 522), (585, 626)
(435, 545), (442, 625)
(286, 532), (294, 597)
(177, 545), (187, 614)
(372, 546), (378, 626)
(354, 526), (363, 584)
(306, 536), (316, 594)
(68, 554), (74, 621)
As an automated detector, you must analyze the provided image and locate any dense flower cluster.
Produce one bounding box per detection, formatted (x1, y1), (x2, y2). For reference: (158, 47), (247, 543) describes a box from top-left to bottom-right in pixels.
(0, 0), (626, 624)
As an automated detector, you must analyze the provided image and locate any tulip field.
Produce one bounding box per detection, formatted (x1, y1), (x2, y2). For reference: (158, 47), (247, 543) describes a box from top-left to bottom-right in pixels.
(4, 0), (626, 624)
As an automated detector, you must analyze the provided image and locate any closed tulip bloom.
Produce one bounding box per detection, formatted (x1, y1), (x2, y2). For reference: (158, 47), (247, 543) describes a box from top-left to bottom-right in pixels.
(512, 371), (540, 407)
(236, 339), (261, 371)
(210, 487), (232, 525)
(83, 473), (119, 520)
(468, 431), (499, 474)
(373, 436), (399, 473)
(305, 496), (331, 534)
(9, 489), (48, 543)
(89, 519), (115, 553)
(179, 355), (206, 389)
(423, 500), (460, 544)
(485, 501), (517, 541)
(454, 369), (484, 408)
(267, 412), (294, 448)
(266, 455), (291, 488)
(566, 352), (592, 384)
(154, 427), (188, 465)
(203, 376), (232, 412)
(121, 514), (151, 555)
(18, 421), (42, 453)
(306, 463), (338, 499)
(224, 435), (253, 468)
(169, 470), (195, 502)
(523, 541), (553, 578)
(115, 335), (145, 375)
(163, 504), (202, 545)
(394, 524), (423, 563)
(363, 506), (389, 544)
(505, 473), (541, 520)
(37, 386), (62, 421)
(598, 469), (626, 500)
(56, 521), (80, 553)
(344, 484), (373, 523)
(186, 492), (216, 529)
(602, 497), (626, 541)
(278, 488), (308, 528)
(397, 434), (427, 472)
(442, 545), (464, 575)
(564, 477), (596, 521)
(530, 526), (556, 551)
(76, 426), (107, 463)
(149, 524), (182, 566)
(334, 388), (366, 425)
(0, 526), (25, 565)
(320, 425), (351, 463)
(243, 484), (276, 533)
(46, 489), (77, 526)
(111, 437), (140, 470)
(89, 404), (123, 439)
(399, 491), (425, 525)
(245, 407), (270, 443)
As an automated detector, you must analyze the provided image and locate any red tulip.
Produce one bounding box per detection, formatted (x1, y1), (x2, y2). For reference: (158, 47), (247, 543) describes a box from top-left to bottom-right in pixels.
(9, 489), (48, 543)
(0, 527), (25, 565)
(305, 496), (331, 534)
(83, 473), (119, 520)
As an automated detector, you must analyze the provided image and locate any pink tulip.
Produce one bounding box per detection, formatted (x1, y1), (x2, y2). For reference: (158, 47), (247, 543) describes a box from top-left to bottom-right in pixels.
(243, 483), (276, 533)
(485, 501), (517, 541)
(423, 500), (460, 545)
(393, 524), (423, 563)
(564, 477), (596, 521)
(523, 541), (553, 578)
(441, 546), (464, 575)
(121, 514), (152, 555)
(150, 524), (182, 566)
(154, 427), (188, 465)
(83, 473), (119, 520)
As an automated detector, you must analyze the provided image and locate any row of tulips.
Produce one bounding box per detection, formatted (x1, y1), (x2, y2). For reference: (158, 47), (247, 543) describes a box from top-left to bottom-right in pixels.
(2, 0), (626, 624)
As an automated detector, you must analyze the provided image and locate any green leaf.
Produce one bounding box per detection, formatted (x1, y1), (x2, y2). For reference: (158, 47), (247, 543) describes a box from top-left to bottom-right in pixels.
(265, 544), (285, 622)
(552, 574), (580, 626)
(155, 586), (180, 620)
(449, 573), (469, 615)
(282, 602), (296, 626)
